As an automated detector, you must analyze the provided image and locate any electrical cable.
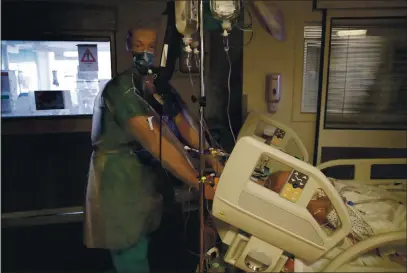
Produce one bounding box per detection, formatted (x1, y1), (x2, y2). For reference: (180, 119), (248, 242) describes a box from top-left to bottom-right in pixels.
(143, 72), (196, 258)
(230, 7), (254, 49)
(181, 31), (238, 261)
(181, 4), (256, 264)
(223, 36), (236, 143)
(186, 45), (224, 150)
(177, 53), (226, 259)
(185, 50), (229, 253)
(232, 23), (254, 47)
(188, 60), (224, 150)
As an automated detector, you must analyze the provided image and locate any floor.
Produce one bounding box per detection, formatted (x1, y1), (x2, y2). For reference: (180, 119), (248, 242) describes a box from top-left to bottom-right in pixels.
(2, 206), (200, 272)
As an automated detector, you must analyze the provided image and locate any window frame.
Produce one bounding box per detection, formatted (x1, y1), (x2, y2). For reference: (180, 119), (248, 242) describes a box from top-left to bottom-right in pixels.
(324, 16), (407, 131)
(292, 11), (323, 123)
(300, 25), (323, 115)
(313, 8), (407, 165)
(313, 0), (407, 10)
(1, 31), (116, 134)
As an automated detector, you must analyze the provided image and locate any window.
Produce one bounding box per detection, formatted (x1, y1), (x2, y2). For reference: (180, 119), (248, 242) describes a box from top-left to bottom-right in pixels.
(1, 40), (112, 118)
(326, 18), (407, 129)
(301, 25), (322, 113)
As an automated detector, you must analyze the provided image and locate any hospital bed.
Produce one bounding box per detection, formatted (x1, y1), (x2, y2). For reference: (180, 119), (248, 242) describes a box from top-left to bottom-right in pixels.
(299, 157), (407, 272)
(211, 136), (406, 272)
(318, 158), (407, 203)
(238, 112), (310, 163)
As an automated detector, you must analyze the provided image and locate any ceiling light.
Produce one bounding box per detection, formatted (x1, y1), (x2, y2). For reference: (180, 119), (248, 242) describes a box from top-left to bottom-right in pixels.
(337, 29), (367, 37)
(63, 51), (78, 57)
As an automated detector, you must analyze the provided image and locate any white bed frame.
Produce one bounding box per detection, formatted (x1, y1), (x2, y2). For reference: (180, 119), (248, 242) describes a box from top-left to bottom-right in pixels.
(316, 158), (407, 272)
(317, 158), (407, 185)
(318, 158), (407, 202)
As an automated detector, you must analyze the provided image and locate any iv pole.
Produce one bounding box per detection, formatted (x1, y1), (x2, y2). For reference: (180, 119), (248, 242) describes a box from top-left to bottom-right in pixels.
(198, 0), (206, 272)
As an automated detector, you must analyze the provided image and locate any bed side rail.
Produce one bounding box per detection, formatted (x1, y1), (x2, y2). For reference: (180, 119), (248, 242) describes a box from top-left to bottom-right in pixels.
(317, 158), (407, 186)
(322, 231), (407, 272)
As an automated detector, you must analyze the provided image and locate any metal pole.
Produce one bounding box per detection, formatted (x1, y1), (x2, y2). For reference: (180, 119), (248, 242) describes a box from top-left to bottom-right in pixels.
(198, 0), (206, 272)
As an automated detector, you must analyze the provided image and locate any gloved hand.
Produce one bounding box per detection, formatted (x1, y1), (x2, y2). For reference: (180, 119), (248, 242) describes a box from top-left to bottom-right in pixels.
(206, 155), (225, 177)
(205, 183), (217, 200)
(211, 159), (224, 177)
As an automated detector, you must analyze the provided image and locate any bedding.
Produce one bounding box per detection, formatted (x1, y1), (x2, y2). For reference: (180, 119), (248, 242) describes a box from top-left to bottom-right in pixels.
(261, 171), (406, 272)
(285, 177), (405, 272)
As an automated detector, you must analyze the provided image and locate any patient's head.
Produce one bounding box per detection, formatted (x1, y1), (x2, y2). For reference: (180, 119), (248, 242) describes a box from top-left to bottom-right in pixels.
(263, 171), (290, 193)
(307, 196), (332, 225)
(262, 170), (333, 225)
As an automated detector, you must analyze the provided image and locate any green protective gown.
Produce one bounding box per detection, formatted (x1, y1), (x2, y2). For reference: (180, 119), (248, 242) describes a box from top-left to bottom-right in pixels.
(84, 67), (198, 253)
(84, 69), (166, 251)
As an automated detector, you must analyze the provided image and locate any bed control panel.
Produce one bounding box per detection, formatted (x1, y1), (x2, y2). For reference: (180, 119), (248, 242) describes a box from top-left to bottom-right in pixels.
(270, 127), (286, 146)
(279, 170), (309, 203)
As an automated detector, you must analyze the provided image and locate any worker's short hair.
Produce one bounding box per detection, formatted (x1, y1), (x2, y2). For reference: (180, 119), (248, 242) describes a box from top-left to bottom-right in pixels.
(129, 19), (160, 34)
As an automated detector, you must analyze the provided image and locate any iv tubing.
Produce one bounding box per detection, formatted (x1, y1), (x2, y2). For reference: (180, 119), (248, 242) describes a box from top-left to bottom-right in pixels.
(198, 0), (206, 272)
(223, 35), (236, 143)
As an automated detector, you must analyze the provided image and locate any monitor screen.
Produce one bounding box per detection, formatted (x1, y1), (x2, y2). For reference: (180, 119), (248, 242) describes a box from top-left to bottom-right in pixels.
(34, 91), (65, 110)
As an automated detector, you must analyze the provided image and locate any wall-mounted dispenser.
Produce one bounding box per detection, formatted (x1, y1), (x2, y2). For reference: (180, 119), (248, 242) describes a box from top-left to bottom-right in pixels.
(265, 73), (281, 113)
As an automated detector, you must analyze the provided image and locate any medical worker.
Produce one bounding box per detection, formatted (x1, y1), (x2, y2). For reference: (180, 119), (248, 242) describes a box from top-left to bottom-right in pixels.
(84, 25), (221, 273)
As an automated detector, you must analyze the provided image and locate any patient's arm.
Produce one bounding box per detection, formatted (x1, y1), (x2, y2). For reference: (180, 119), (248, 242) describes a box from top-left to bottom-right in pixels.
(126, 116), (199, 188)
(174, 112), (224, 175)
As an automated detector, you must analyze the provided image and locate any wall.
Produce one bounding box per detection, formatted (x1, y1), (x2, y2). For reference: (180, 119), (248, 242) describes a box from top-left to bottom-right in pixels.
(243, 1), (322, 159)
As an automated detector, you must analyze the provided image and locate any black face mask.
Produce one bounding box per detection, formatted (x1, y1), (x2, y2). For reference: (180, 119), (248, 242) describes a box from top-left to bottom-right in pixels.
(132, 52), (154, 75)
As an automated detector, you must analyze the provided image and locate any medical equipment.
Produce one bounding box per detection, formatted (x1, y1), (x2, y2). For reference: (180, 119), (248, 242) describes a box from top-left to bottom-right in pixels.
(209, 0), (240, 34)
(265, 73), (281, 113)
(190, 37), (200, 67)
(196, 1), (208, 271)
(188, 1), (241, 270)
(207, 1), (242, 144)
(176, 1), (257, 271)
(175, 1), (200, 77)
(238, 111), (310, 162)
(179, 47), (200, 73)
(175, 1), (199, 58)
(212, 136), (352, 272)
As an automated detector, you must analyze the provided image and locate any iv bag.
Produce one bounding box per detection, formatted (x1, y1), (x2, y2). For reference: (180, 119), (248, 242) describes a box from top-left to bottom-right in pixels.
(175, 1), (199, 38)
(209, 0), (240, 21)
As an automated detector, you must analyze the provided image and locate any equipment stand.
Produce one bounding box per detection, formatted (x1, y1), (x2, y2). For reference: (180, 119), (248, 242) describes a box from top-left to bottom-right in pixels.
(198, 0), (206, 272)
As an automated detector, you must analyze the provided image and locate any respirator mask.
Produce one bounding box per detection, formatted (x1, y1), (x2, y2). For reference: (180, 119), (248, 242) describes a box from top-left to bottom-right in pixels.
(132, 51), (154, 75)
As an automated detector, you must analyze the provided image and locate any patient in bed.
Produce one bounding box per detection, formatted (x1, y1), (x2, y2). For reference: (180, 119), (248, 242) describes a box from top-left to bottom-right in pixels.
(260, 171), (332, 225)
(262, 171), (406, 271)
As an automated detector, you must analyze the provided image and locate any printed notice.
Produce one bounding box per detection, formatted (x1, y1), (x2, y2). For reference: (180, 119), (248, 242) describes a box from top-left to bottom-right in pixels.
(78, 44), (98, 72)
